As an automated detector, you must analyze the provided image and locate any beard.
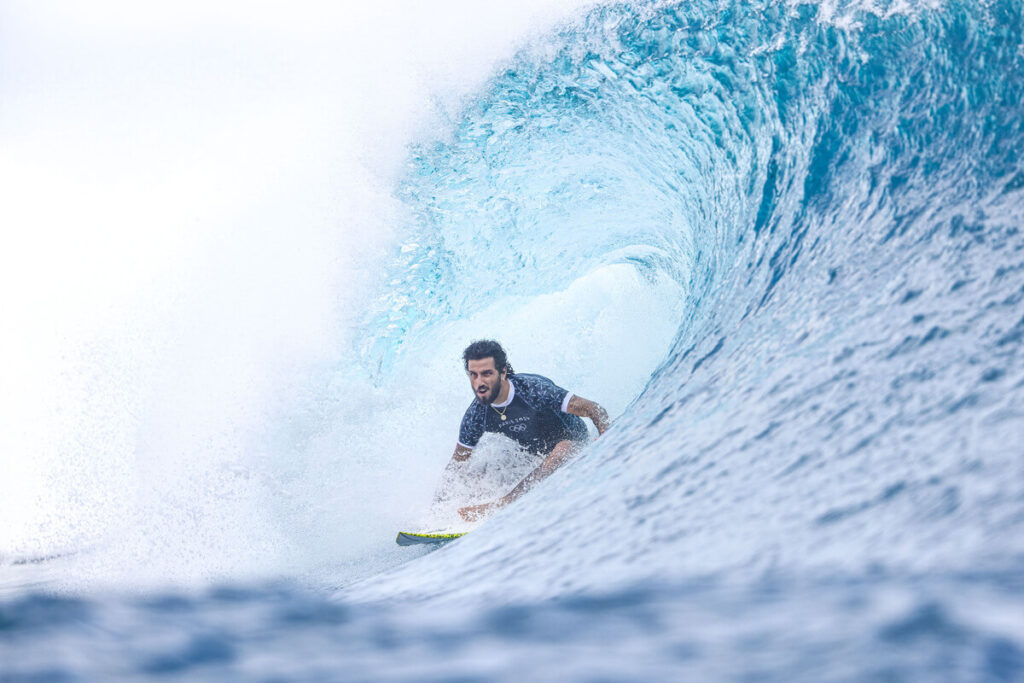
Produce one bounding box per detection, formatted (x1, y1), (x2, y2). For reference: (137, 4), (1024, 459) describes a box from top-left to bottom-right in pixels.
(476, 380), (501, 405)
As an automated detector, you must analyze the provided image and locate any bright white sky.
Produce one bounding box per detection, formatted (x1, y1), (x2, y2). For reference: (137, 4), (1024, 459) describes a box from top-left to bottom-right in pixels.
(0, 0), (596, 328)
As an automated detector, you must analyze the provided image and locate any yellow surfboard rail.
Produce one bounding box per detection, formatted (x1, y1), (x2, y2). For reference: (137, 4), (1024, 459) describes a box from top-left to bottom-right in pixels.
(395, 530), (468, 546)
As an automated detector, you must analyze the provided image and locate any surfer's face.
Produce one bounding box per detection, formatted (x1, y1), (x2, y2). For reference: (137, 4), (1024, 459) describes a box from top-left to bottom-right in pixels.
(467, 358), (505, 404)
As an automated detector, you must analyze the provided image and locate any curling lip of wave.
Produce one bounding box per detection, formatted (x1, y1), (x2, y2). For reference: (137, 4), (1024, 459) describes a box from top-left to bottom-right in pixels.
(353, 0), (1024, 606)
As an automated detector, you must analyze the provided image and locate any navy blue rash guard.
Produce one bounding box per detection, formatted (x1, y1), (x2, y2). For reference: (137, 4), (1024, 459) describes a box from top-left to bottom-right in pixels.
(458, 373), (588, 455)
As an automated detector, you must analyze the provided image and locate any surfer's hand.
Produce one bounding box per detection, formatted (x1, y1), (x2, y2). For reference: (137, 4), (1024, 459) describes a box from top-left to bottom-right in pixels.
(458, 502), (495, 522)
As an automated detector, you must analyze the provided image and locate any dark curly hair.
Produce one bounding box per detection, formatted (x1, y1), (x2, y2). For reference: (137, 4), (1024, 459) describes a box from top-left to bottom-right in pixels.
(462, 339), (514, 376)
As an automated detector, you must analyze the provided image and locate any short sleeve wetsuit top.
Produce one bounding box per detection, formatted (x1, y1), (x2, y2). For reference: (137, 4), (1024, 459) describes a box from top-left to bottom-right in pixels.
(458, 373), (589, 454)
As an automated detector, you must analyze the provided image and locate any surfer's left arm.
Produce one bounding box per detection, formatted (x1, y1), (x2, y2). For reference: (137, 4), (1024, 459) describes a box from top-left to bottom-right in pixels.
(566, 395), (611, 435)
(458, 439), (580, 521)
(457, 393), (610, 522)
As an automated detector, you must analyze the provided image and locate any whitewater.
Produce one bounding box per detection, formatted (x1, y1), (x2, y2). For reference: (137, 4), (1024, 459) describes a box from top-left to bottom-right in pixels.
(2, 0), (1023, 680)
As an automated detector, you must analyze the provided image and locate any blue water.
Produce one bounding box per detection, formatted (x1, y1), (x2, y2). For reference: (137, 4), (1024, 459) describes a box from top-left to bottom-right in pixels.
(4, 0), (1024, 679)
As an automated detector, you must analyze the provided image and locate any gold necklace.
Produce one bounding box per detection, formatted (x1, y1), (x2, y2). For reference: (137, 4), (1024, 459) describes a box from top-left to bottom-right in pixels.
(492, 403), (508, 421)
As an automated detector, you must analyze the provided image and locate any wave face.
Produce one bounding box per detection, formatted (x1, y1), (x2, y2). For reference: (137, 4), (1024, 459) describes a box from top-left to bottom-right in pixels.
(357, 0), (1024, 596)
(5, 0), (1024, 679)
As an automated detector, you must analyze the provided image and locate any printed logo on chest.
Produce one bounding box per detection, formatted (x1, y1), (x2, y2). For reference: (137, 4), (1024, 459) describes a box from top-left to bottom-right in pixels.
(503, 416), (530, 433)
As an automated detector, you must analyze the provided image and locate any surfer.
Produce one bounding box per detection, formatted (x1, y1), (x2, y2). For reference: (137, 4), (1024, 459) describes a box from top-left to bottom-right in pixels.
(446, 339), (610, 522)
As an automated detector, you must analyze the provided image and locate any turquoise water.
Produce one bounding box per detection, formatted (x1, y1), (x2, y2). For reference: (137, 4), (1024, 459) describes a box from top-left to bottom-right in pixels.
(3, 0), (1024, 679)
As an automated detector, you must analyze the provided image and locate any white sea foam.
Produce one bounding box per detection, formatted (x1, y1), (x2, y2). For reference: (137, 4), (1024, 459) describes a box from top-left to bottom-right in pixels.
(0, 0), (607, 588)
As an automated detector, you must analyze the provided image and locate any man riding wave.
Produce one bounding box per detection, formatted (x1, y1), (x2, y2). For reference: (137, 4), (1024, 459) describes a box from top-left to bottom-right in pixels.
(443, 340), (610, 521)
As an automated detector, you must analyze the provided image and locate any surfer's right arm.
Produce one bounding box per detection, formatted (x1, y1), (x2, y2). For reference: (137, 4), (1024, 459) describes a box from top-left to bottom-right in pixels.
(432, 444), (474, 504)
(435, 404), (483, 503)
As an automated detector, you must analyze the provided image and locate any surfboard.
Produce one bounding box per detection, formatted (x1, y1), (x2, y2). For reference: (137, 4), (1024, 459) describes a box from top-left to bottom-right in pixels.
(395, 530), (467, 546)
